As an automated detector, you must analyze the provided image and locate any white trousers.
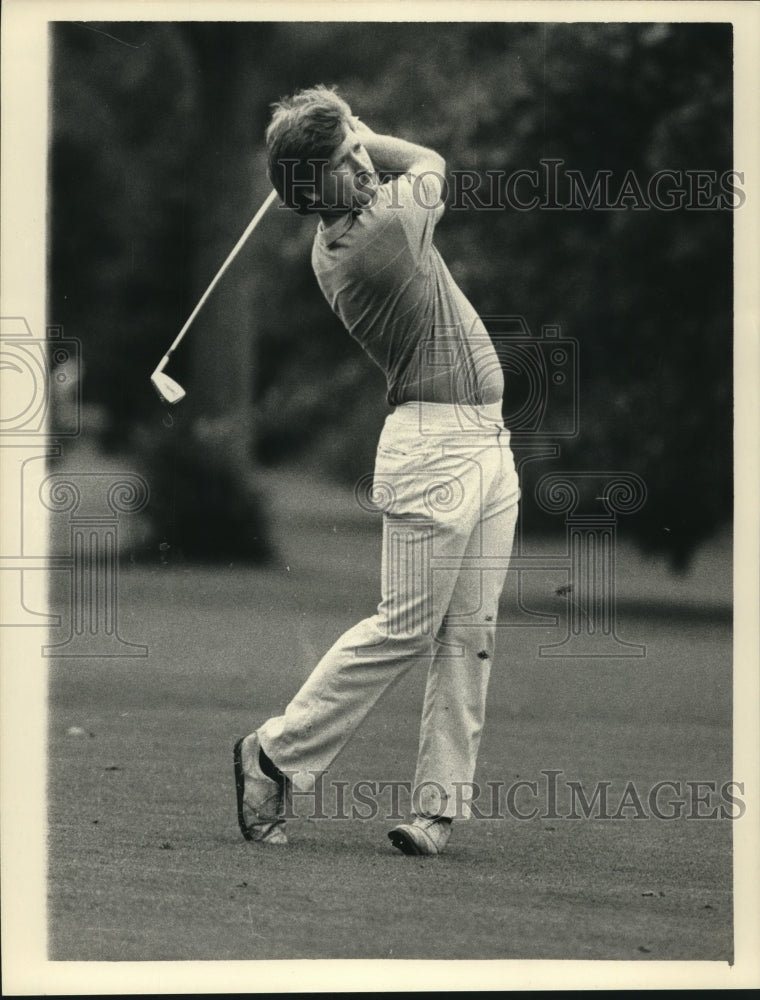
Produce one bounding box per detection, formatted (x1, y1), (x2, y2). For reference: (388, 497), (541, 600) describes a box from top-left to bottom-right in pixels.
(258, 401), (520, 819)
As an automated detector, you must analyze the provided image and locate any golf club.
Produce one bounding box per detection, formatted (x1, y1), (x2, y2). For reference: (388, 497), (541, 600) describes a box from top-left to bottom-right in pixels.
(150, 188), (278, 404)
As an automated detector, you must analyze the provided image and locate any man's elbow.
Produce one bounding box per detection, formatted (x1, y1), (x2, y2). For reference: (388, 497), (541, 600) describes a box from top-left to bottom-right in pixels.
(431, 151), (447, 177)
(411, 149), (446, 179)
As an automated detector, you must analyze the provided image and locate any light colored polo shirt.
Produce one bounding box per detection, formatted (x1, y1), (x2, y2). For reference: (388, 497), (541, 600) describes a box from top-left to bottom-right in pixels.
(311, 173), (504, 407)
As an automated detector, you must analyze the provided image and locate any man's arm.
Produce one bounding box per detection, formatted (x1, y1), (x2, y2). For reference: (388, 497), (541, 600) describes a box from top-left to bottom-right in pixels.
(351, 117), (445, 178)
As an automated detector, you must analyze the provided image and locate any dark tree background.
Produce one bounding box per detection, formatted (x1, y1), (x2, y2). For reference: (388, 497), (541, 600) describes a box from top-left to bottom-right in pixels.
(49, 21), (733, 570)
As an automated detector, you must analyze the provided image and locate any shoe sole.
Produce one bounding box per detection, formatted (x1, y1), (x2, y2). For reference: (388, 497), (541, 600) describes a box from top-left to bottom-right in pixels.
(388, 828), (426, 855)
(233, 738), (254, 842)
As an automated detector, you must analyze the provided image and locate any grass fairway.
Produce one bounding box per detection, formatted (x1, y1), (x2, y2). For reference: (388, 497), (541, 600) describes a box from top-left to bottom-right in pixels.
(46, 472), (733, 964)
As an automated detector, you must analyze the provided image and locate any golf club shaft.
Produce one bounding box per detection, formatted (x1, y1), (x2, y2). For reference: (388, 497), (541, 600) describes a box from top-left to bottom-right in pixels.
(162, 188), (278, 364)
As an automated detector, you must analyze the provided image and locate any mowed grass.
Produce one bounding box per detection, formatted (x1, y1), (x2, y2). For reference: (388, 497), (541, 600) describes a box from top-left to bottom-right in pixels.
(47, 475), (734, 962)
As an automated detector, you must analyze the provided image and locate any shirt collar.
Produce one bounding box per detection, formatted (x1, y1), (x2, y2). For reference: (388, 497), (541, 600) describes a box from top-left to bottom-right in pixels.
(319, 208), (362, 248)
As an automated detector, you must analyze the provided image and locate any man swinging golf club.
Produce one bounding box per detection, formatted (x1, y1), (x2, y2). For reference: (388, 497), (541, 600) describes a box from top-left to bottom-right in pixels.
(234, 85), (520, 855)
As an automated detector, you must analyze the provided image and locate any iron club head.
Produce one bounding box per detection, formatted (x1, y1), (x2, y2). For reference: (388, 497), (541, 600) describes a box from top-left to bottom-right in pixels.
(151, 369), (186, 405)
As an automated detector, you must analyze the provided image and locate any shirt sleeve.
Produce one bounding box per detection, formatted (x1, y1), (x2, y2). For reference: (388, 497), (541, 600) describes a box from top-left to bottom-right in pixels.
(390, 171), (446, 261)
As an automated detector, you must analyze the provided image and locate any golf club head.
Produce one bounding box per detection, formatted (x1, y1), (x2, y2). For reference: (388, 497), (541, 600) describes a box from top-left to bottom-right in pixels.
(151, 371), (186, 405)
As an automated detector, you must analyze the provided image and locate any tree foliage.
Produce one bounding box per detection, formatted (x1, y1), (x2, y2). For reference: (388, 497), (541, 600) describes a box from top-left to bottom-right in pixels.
(50, 21), (733, 569)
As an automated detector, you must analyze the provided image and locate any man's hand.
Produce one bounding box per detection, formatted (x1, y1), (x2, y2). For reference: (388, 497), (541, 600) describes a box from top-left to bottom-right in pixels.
(350, 116), (376, 140)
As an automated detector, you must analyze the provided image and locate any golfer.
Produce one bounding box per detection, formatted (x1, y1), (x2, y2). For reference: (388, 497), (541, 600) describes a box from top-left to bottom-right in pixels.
(235, 85), (520, 855)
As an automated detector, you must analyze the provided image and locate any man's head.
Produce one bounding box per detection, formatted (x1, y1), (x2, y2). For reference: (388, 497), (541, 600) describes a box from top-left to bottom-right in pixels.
(266, 85), (376, 216)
